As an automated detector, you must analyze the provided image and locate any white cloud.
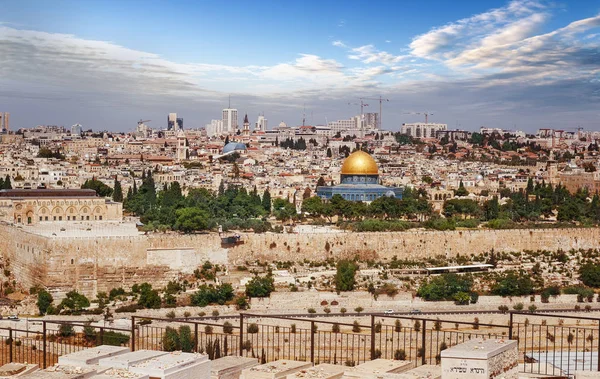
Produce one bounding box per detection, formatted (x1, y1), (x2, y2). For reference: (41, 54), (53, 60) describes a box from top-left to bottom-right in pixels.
(332, 40), (346, 47)
(348, 45), (407, 66)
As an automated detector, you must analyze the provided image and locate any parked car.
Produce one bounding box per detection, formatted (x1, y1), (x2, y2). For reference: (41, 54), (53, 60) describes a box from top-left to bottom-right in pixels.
(7, 315), (19, 320)
(384, 309), (394, 314)
(410, 309), (422, 314)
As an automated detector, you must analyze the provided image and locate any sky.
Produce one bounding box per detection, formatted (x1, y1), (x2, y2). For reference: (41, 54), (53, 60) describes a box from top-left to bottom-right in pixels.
(0, 0), (599, 133)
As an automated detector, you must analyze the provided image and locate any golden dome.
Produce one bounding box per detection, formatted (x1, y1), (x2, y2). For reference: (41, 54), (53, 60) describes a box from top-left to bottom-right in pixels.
(341, 150), (379, 175)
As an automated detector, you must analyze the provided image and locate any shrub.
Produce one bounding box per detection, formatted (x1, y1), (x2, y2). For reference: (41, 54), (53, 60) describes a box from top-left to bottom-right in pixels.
(354, 306), (364, 313)
(59, 323), (75, 337)
(37, 290), (53, 315)
(183, 311), (191, 318)
(498, 305), (509, 313)
(513, 303), (524, 311)
(247, 323), (259, 334)
(434, 319), (442, 331)
(332, 323), (340, 333)
(394, 320), (402, 332)
(323, 307), (331, 314)
(291, 324), (296, 334)
(340, 307), (347, 314)
(115, 304), (140, 313)
(102, 331), (130, 346)
(161, 326), (193, 352)
(190, 284), (234, 307)
(414, 320), (421, 332)
(308, 308), (316, 314)
(528, 304), (537, 313)
(205, 325), (214, 334)
(212, 310), (220, 317)
(352, 321), (361, 333)
(166, 310), (176, 319)
(394, 349), (407, 360)
(223, 321), (234, 334)
(473, 317), (480, 330)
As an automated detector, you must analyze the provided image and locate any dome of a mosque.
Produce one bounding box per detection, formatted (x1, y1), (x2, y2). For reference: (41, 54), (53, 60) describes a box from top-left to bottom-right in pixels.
(341, 150), (379, 175)
(222, 142), (247, 154)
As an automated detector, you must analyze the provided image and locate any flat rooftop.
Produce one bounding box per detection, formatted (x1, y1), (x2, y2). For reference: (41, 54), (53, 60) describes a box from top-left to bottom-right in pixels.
(17, 221), (141, 238)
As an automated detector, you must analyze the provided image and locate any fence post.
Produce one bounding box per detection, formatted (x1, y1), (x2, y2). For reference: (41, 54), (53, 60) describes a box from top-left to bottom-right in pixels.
(597, 322), (600, 372)
(421, 320), (427, 366)
(42, 321), (47, 369)
(8, 327), (13, 363)
(310, 321), (315, 364)
(99, 327), (104, 346)
(194, 323), (199, 353)
(508, 312), (514, 340)
(370, 315), (376, 360)
(131, 316), (136, 351)
(239, 314), (244, 356)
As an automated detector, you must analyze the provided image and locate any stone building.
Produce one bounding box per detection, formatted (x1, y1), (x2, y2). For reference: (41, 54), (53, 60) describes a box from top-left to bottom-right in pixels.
(0, 189), (122, 225)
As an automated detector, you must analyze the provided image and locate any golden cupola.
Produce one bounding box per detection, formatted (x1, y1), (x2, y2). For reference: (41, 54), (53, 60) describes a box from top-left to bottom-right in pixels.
(341, 150), (379, 176)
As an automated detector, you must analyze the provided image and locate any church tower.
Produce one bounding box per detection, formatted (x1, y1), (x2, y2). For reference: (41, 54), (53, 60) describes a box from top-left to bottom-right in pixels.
(243, 114), (250, 137)
(176, 130), (188, 161)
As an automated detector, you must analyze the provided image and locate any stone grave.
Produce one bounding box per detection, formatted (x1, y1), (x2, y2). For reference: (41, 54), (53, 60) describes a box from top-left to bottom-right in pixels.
(441, 338), (518, 379)
(127, 351), (210, 379)
(98, 350), (168, 370)
(89, 368), (149, 379)
(343, 359), (414, 379)
(59, 346), (130, 366)
(0, 363), (39, 378)
(240, 360), (313, 379)
(285, 363), (346, 379)
(210, 356), (259, 379)
(21, 365), (98, 379)
(380, 365), (441, 379)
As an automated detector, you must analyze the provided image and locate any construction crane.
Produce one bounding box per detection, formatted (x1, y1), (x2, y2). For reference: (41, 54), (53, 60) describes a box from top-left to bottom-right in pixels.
(361, 96), (389, 129)
(138, 119), (151, 125)
(403, 112), (433, 124)
(348, 100), (369, 116)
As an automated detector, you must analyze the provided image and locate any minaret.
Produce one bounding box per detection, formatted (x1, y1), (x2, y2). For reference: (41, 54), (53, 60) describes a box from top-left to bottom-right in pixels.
(243, 114), (250, 137)
(176, 130), (188, 161)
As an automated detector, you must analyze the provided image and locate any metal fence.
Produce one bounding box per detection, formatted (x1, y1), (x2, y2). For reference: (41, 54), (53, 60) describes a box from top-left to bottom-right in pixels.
(0, 311), (596, 376)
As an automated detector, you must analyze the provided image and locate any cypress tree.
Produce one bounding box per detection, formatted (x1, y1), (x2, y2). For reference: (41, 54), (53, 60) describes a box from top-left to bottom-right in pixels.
(262, 189), (272, 213)
(113, 177), (123, 202)
(4, 175), (12, 189)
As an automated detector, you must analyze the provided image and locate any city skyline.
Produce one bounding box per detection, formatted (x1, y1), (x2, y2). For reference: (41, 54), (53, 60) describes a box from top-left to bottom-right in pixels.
(1, 0), (599, 132)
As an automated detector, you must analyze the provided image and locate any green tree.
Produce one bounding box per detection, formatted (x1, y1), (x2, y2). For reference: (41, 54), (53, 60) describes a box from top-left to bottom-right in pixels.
(175, 208), (209, 233)
(335, 260), (358, 292)
(2, 175), (11, 189)
(262, 189), (272, 213)
(60, 290), (90, 312)
(82, 178), (113, 197)
(37, 290), (53, 315)
(491, 271), (534, 296)
(301, 196), (324, 216)
(455, 180), (469, 196)
(580, 264), (600, 287)
(273, 198), (296, 222)
(417, 274), (473, 301)
(137, 283), (161, 309)
(112, 177), (123, 202)
(245, 275), (275, 298)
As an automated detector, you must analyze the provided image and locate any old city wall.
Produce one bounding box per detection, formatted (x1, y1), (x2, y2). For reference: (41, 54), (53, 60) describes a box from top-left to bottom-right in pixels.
(227, 228), (600, 263)
(1, 224), (600, 298)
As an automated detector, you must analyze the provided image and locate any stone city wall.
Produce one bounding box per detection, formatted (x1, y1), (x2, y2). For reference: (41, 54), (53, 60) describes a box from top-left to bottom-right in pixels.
(227, 228), (600, 263)
(1, 224), (599, 298)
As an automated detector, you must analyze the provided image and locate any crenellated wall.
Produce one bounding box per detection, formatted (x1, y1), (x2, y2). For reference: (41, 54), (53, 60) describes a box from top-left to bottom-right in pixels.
(1, 223), (599, 298)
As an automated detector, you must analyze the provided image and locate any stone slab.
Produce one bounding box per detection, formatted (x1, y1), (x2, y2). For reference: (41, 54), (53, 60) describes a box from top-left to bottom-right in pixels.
(0, 364), (39, 378)
(286, 364), (345, 379)
(575, 372), (600, 379)
(379, 365), (441, 379)
(99, 350), (169, 369)
(89, 368), (149, 379)
(128, 352), (210, 379)
(441, 339), (518, 379)
(441, 339), (517, 360)
(59, 346), (131, 366)
(343, 359), (414, 379)
(22, 365), (97, 379)
(241, 360), (313, 379)
(211, 357), (259, 379)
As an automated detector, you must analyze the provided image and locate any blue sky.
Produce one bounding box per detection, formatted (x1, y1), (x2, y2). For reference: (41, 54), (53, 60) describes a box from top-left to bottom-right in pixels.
(1, 0), (599, 132)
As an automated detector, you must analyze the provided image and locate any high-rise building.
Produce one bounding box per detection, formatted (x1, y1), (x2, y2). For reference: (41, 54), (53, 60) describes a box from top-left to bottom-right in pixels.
(176, 117), (183, 131)
(363, 113), (379, 130)
(222, 108), (238, 134)
(167, 113), (177, 130)
(255, 115), (268, 131)
(401, 123), (447, 138)
(205, 120), (223, 137)
(71, 123), (82, 136)
(0, 112), (9, 133)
